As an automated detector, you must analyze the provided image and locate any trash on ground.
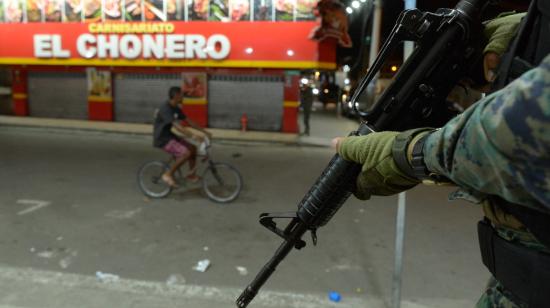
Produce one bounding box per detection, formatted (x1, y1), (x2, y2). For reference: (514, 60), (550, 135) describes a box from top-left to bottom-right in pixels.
(57, 236), (63, 241)
(37, 249), (56, 259)
(166, 274), (186, 286)
(59, 250), (78, 269)
(30, 247), (36, 253)
(235, 266), (248, 276)
(356, 287), (362, 293)
(328, 291), (342, 302)
(192, 259), (211, 272)
(203, 246), (209, 251)
(96, 271), (120, 283)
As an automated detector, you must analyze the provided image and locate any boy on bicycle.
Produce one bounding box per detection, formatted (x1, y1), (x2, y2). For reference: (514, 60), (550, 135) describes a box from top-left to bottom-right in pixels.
(153, 86), (212, 187)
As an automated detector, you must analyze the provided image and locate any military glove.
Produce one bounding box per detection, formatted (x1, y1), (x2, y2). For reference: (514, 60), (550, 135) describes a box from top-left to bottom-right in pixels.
(336, 130), (428, 200)
(483, 12), (526, 82)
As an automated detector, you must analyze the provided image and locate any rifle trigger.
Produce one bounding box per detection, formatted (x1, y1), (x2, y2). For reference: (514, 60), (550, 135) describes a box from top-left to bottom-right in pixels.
(310, 229), (318, 246)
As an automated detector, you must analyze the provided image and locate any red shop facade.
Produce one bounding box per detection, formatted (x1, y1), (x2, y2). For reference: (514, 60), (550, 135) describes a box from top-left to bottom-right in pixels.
(0, 21), (336, 133)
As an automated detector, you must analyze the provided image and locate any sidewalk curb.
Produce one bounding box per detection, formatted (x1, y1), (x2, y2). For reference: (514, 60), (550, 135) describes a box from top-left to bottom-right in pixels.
(0, 116), (332, 148)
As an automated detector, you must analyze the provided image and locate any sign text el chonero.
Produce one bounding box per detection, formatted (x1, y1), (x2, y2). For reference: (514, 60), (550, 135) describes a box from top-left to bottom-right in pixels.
(33, 24), (231, 60)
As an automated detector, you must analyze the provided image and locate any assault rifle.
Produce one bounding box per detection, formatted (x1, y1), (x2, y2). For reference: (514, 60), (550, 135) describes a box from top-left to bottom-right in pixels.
(237, 1), (487, 306)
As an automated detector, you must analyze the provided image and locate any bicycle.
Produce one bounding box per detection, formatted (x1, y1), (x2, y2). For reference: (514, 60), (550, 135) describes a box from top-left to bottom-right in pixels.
(137, 138), (243, 203)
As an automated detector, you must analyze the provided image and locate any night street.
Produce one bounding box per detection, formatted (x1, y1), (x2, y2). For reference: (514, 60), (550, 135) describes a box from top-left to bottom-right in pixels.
(0, 126), (487, 308)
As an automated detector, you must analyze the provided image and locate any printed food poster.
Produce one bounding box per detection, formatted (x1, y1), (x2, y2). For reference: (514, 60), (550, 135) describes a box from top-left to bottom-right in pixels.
(103, 0), (122, 20)
(0, 0), (316, 21)
(87, 68), (112, 99)
(64, 0), (82, 21)
(182, 73), (207, 101)
(123, 0), (141, 20)
(165, 0), (177, 20)
(228, 0), (248, 21)
(27, 0), (63, 21)
(274, 0), (293, 21)
(4, 0), (24, 22)
(253, 0), (271, 21)
(83, 0), (101, 20)
(208, 0), (228, 21)
(45, 0), (62, 21)
(295, 0), (313, 20)
(143, 0), (164, 21)
(187, 0), (207, 20)
(26, 0), (43, 22)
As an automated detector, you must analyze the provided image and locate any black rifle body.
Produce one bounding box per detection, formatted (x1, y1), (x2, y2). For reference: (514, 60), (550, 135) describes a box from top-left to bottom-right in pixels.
(237, 1), (486, 307)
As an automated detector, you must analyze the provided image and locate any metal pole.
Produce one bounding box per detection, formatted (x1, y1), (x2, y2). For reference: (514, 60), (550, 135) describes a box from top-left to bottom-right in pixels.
(403, 0), (416, 59)
(366, 0), (382, 108)
(368, 0), (383, 67)
(392, 192), (407, 308)
(392, 4), (415, 308)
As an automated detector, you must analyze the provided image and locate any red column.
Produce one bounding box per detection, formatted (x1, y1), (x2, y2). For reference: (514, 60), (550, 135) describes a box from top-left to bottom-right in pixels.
(88, 99), (114, 121)
(88, 69), (114, 121)
(282, 73), (299, 133)
(11, 69), (28, 116)
(182, 99), (208, 127)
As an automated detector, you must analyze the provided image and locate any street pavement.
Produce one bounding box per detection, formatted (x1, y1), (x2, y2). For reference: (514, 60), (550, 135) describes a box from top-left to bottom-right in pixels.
(0, 125), (488, 308)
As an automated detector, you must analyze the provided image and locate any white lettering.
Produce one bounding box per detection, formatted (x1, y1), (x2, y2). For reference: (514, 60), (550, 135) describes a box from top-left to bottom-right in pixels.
(34, 35), (52, 58)
(76, 34), (97, 59)
(73, 33), (230, 60)
(51, 35), (70, 58)
(185, 35), (207, 59)
(165, 35), (185, 59)
(206, 35), (230, 60)
(119, 35), (141, 59)
(96, 35), (119, 58)
(142, 34), (165, 59)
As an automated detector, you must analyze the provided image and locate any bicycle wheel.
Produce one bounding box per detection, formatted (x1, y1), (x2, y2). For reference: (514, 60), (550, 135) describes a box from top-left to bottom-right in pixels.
(137, 161), (172, 198)
(202, 162), (242, 203)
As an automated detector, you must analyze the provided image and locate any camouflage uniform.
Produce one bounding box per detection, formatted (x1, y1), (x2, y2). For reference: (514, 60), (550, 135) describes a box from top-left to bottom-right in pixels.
(423, 54), (550, 307)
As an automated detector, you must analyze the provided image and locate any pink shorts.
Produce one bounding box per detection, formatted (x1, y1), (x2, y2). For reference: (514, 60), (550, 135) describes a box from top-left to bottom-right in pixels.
(163, 139), (190, 158)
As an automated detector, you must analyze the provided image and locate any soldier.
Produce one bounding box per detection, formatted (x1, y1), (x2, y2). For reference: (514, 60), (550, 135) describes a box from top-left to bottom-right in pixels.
(333, 6), (550, 308)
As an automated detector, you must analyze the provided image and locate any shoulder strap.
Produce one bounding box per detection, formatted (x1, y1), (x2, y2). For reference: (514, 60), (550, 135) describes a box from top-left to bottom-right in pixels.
(534, 0), (550, 63)
(492, 1), (539, 90)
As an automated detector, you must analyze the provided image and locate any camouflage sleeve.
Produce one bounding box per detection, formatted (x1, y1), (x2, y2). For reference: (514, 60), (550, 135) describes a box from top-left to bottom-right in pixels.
(423, 54), (550, 210)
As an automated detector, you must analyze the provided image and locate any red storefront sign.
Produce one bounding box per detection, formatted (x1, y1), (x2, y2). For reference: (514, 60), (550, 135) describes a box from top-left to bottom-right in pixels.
(0, 21), (335, 69)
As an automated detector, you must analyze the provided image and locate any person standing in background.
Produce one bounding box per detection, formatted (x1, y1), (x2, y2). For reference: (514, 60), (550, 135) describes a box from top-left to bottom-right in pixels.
(300, 81), (314, 136)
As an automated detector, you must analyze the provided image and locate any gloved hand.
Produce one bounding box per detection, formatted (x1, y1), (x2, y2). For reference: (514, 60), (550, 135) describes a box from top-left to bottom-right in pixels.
(334, 131), (420, 200)
(483, 12), (526, 82)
